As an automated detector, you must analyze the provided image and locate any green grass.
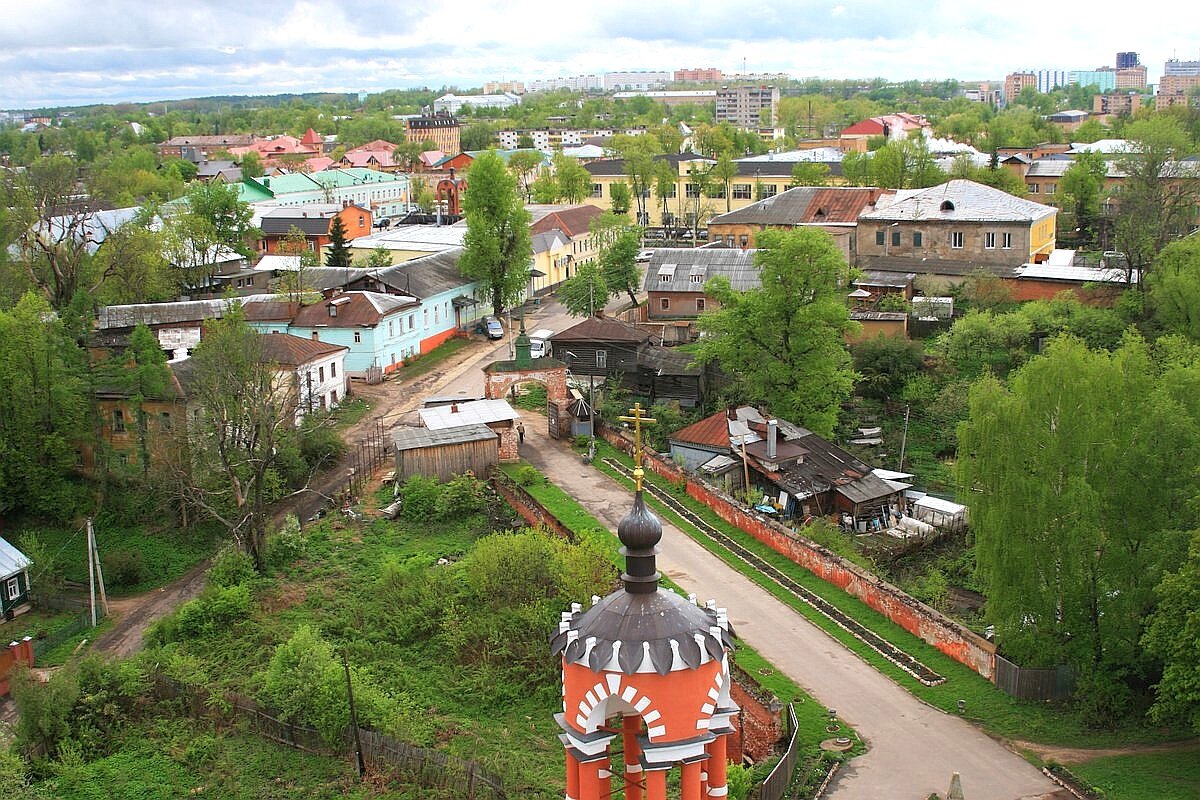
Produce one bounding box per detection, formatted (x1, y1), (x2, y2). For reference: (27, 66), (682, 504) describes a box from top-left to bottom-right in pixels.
(392, 337), (473, 381)
(13, 520), (221, 596)
(1065, 749), (1200, 800)
(590, 441), (1183, 749)
(329, 397), (373, 429)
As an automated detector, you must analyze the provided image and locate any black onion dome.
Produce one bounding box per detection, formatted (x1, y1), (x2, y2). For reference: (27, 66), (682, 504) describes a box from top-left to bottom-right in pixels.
(618, 489), (662, 550)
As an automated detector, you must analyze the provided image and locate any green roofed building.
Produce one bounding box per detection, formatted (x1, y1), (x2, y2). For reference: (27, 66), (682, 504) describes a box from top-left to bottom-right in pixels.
(236, 168), (411, 219)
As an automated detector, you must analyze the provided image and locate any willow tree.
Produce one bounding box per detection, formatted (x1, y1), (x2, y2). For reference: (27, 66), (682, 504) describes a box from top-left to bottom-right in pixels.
(695, 228), (858, 437)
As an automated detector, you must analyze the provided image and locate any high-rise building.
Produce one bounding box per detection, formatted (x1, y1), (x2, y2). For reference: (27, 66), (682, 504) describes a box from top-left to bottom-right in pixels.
(1004, 72), (1038, 102)
(1116, 52), (1140, 69)
(1069, 68), (1117, 92)
(528, 75), (603, 93)
(1036, 70), (1069, 93)
(603, 71), (671, 91)
(715, 85), (780, 129)
(1115, 65), (1148, 90)
(674, 68), (723, 83)
(1164, 58), (1200, 77)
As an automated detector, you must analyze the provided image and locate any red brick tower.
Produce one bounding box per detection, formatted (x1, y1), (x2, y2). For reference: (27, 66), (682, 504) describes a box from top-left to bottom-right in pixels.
(551, 404), (737, 800)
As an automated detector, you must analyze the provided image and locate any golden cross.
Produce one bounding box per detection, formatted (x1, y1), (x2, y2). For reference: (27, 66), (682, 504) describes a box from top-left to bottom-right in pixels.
(618, 402), (656, 491)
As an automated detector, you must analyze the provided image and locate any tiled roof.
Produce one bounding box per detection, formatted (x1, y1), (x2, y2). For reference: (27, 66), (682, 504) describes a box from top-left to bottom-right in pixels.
(259, 332), (348, 366)
(709, 186), (888, 227)
(643, 248), (759, 293)
(552, 315), (652, 344)
(529, 204), (602, 238)
(858, 179), (1056, 223)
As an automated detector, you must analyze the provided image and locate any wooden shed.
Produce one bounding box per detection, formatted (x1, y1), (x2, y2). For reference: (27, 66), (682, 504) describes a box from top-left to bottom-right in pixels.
(392, 423), (499, 483)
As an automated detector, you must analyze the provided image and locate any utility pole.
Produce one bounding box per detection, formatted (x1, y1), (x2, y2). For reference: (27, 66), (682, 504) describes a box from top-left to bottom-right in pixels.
(898, 405), (911, 472)
(85, 519), (109, 625)
(342, 651), (365, 778)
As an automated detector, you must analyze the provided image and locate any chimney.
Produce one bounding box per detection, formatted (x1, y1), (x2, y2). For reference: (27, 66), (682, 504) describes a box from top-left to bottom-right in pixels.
(450, 403), (458, 413)
(726, 406), (737, 421)
(311, 331), (319, 341)
(767, 419), (778, 461)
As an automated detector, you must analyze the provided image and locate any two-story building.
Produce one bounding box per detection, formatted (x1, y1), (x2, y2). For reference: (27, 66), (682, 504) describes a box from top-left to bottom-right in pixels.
(528, 204), (603, 293)
(238, 169), (411, 222)
(856, 179), (1057, 287)
(281, 291), (421, 377)
(257, 203), (372, 258)
(643, 248), (758, 327)
(259, 333), (349, 423)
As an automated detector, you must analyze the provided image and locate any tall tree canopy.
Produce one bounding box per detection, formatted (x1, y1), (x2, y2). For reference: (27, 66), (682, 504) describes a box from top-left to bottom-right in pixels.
(695, 228), (858, 437)
(958, 335), (1196, 708)
(459, 151), (533, 316)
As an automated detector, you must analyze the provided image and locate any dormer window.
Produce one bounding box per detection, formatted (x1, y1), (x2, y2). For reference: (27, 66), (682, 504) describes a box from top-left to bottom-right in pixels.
(940, 200), (955, 212)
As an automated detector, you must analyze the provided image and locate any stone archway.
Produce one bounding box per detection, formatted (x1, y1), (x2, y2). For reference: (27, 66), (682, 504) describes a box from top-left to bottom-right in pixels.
(483, 359), (572, 439)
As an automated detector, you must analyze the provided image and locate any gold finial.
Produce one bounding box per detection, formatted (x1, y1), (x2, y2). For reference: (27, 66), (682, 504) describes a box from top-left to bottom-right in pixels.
(618, 402), (657, 491)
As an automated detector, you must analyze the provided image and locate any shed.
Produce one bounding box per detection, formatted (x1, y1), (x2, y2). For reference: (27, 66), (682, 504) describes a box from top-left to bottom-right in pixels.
(392, 424), (499, 483)
(0, 538), (32, 619)
(911, 495), (968, 532)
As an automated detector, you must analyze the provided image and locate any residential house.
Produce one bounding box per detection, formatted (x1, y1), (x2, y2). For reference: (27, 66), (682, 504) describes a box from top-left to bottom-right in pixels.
(158, 134), (256, 162)
(715, 85), (779, 129)
(669, 406), (905, 526)
(0, 539), (32, 621)
(259, 332), (349, 423)
(643, 248), (758, 328)
(419, 399), (521, 462)
(347, 224), (466, 264)
(91, 295), (277, 360)
(1005, 249), (1135, 303)
(194, 160), (242, 183)
(433, 92), (521, 115)
(855, 179), (1057, 288)
(1046, 110), (1090, 133)
(257, 203), (372, 258)
(227, 134), (322, 169)
(340, 140), (404, 172)
(707, 185), (891, 257)
(88, 357), (196, 472)
(280, 291), (421, 377)
(527, 204), (603, 293)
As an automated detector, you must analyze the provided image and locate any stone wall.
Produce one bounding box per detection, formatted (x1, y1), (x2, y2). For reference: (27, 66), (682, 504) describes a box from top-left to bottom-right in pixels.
(597, 425), (998, 681)
(728, 667), (785, 763)
(490, 472), (576, 542)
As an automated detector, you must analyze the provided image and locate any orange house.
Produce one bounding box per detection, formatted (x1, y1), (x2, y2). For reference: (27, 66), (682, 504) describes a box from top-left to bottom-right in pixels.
(258, 203), (372, 258)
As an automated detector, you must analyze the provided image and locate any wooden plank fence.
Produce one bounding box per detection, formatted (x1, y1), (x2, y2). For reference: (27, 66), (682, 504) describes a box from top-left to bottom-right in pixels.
(747, 704), (800, 800)
(994, 655), (1075, 702)
(153, 674), (505, 799)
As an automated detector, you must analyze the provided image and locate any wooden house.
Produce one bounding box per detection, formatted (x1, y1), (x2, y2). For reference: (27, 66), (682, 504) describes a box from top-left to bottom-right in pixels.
(0, 538), (32, 620)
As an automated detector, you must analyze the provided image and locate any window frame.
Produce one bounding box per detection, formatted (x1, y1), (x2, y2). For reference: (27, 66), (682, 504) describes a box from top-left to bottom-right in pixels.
(951, 231), (965, 249)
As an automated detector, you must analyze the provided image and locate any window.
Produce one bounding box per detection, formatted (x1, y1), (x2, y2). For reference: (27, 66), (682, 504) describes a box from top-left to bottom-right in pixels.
(1045, 184), (1056, 195)
(1002, 232), (1013, 249)
(328, 304), (337, 317)
(389, 320), (394, 337)
(596, 350), (608, 368)
(358, 214), (365, 227)
(319, 394), (326, 409)
(408, 315), (415, 330)
(1029, 183), (1039, 193)
(891, 230), (901, 247)
(761, 184), (778, 198)
(112, 409), (125, 433)
(732, 184), (752, 199)
(434, 306), (440, 323)
(660, 273), (670, 283)
(423, 309), (429, 327)
(354, 331), (362, 343)
(984, 232), (996, 249)
(591, 184), (602, 198)
(951, 231), (964, 249)
(738, 234), (749, 248)
(913, 232), (923, 247)
(159, 411), (171, 428)
(6, 578), (20, 601)
(319, 366), (325, 382)
(696, 298), (706, 311)
(330, 362), (336, 378)
(660, 298), (670, 310)
(690, 274), (704, 284)
(685, 183), (701, 199)
(331, 390), (338, 404)
(875, 231), (885, 246)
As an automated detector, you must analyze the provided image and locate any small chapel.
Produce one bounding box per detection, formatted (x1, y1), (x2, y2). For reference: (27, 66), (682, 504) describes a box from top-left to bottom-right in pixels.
(550, 405), (739, 800)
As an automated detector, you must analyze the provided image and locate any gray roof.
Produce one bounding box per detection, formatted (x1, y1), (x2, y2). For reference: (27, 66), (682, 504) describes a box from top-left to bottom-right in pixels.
(0, 537), (31, 578)
(643, 247), (759, 293)
(392, 423), (498, 451)
(1025, 159), (1124, 179)
(97, 294), (278, 329)
(858, 255), (1023, 279)
(859, 179), (1056, 223)
(420, 399), (519, 429)
(368, 248), (473, 298)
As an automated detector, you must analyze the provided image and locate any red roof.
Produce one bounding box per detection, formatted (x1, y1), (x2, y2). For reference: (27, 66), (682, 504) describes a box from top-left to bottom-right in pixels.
(530, 205), (602, 238)
(670, 409), (731, 449)
(300, 128), (323, 147)
(259, 332), (347, 366)
(352, 139), (401, 153)
(799, 187), (891, 223)
(840, 118), (886, 136)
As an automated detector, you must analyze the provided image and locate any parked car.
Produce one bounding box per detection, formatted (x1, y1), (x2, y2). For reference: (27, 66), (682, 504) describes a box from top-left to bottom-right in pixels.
(635, 250), (653, 263)
(483, 316), (504, 339)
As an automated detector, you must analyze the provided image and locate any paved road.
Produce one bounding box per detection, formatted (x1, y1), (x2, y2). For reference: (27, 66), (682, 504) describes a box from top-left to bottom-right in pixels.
(517, 413), (1060, 800)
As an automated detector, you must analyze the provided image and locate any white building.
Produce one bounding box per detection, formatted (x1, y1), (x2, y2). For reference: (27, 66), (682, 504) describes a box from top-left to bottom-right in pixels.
(259, 333), (351, 423)
(433, 92), (522, 114)
(604, 71), (671, 91)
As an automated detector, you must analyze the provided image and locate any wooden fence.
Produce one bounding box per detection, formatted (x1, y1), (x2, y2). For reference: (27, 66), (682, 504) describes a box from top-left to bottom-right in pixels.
(153, 673), (506, 799)
(994, 655), (1076, 702)
(330, 420), (393, 506)
(747, 703), (800, 800)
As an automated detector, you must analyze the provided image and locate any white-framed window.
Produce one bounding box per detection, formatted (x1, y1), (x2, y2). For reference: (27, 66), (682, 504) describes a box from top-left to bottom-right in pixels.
(596, 350), (608, 368)
(319, 366), (325, 382)
(591, 183), (603, 198)
(408, 315), (415, 330)
(690, 274), (704, 284)
(389, 320), (394, 336)
(330, 362), (337, 378)
(685, 183), (701, 199)
(732, 184), (752, 199)
(984, 232), (996, 249)
(1002, 232), (1013, 249)
(1045, 184), (1056, 195)
(951, 231), (964, 249)
(1029, 183), (1040, 193)
(660, 273), (670, 283)
(761, 184), (778, 198)
(6, 577), (20, 601)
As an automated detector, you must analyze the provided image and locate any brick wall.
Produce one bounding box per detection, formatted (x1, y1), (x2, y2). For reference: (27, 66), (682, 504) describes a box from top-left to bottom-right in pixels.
(728, 669), (785, 763)
(0, 637), (34, 696)
(598, 425), (998, 680)
(490, 472), (577, 542)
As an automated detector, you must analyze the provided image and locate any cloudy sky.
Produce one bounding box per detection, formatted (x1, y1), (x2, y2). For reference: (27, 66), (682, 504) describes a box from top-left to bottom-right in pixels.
(2, 0), (1194, 109)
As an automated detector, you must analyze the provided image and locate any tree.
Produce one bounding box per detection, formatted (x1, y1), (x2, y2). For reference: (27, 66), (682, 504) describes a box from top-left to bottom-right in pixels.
(1147, 235), (1200, 339)
(184, 181), (256, 257)
(611, 134), (663, 225)
(92, 216), (176, 305)
(107, 324), (171, 476)
(1112, 117), (1199, 286)
(695, 228), (858, 437)
(239, 151), (264, 179)
(557, 261), (609, 317)
(1058, 151), (1108, 247)
(709, 153), (738, 212)
(609, 182), (632, 216)
(460, 122), (496, 151)
(790, 162), (831, 188)
(364, 246), (392, 268)
(185, 306), (296, 571)
(840, 150), (873, 186)
(958, 336), (1195, 699)
(852, 334), (924, 399)
(553, 153), (593, 204)
(1142, 531), (1200, 733)
(869, 138), (945, 189)
(507, 150), (544, 200)
(324, 215), (352, 270)
(276, 225), (320, 303)
(598, 227), (642, 307)
(459, 152), (533, 316)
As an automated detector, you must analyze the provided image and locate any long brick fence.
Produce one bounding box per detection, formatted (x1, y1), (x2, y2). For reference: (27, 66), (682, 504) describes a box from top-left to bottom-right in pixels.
(597, 426), (998, 682)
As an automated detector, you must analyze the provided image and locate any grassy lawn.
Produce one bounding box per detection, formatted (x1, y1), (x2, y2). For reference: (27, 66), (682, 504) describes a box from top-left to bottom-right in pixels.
(329, 397), (373, 429)
(391, 337), (474, 382)
(1065, 749), (1200, 800)
(589, 441), (1182, 749)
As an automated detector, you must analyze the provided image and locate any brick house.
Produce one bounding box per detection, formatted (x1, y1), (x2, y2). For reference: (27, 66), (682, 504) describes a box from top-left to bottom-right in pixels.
(707, 185), (892, 256)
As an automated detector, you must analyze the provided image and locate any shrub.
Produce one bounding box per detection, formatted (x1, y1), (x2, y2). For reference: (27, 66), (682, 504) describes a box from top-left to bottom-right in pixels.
(155, 584), (253, 642)
(206, 548), (256, 588)
(17, 533), (64, 596)
(399, 475), (441, 520)
(265, 514), (306, 569)
(434, 474), (489, 518)
(513, 466), (540, 486)
(101, 549), (146, 589)
(726, 763), (753, 800)
(300, 420), (346, 472)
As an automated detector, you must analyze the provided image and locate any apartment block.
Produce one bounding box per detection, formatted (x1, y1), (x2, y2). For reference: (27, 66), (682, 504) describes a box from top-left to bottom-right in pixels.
(1004, 72), (1038, 102)
(715, 85), (780, 129)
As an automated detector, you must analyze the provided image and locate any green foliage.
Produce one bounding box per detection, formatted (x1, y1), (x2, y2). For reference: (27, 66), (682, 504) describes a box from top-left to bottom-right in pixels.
(852, 334), (925, 399)
(609, 181), (632, 215)
(207, 547), (258, 589)
(790, 161), (831, 187)
(19, 533), (65, 596)
(434, 474), (489, 518)
(10, 664), (79, 759)
(101, 549), (147, 588)
(323, 216), (351, 270)
(460, 151), (534, 316)
(1142, 531), (1200, 733)
(695, 229), (858, 437)
(154, 584), (253, 643)
(726, 762), (753, 800)
(264, 515), (307, 570)
(557, 261), (608, 317)
(1147, 236), (1200, 340)
(513, 465), (540, 486)
(598, 226), (643, 307)
(398, 475), (441, 520)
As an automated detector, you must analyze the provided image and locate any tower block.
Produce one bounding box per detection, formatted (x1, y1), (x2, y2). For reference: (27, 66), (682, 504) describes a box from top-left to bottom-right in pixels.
(551, 404), (738, 800)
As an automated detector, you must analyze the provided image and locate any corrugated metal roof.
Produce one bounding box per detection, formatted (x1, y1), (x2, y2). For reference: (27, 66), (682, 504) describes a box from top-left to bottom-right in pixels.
(97, 295), (278, 329)
(366, 248), (473, 298)
(392, 423), (498, 451)
(420, 399), (519, 429)
(859, 179), (1056, 223)
(0, 537), (31, 578)
(552, 315), (652, 344)
(643, 248), (759, 292)
(709, 186), (887, 227)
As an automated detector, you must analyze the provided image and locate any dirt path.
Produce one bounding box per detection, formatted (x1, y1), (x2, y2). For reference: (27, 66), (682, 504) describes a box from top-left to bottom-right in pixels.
(91, 559), (212, 658)
(1010, 737), (1200, 766)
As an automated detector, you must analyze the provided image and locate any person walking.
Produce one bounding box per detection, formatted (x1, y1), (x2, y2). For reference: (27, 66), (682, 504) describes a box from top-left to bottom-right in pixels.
(517, 421), (525, 444)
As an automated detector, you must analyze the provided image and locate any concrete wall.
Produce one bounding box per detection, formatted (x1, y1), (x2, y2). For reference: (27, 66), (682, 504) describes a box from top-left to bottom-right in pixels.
(599, 426), (998, 681)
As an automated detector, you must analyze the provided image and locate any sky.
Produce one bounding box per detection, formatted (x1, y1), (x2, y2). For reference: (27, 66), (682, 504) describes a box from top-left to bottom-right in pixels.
(2, 0), (1196, 110)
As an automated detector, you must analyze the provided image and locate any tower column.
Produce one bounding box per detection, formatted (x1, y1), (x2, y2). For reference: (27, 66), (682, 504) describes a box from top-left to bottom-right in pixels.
(578, 754), (608, 800)
(644, 766), (669, 800)
(623, 715), (644, 800)
(681, 759), (705, 800)
(707, 733), (729, 797)
(565, 749), (581, 800)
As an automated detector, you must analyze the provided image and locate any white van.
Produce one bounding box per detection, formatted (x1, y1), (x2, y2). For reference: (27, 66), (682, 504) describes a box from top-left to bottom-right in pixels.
(529, 328), (555, 358)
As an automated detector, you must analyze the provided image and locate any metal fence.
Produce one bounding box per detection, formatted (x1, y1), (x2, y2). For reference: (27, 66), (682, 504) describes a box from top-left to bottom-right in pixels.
(994, 655), (1076, 702)
(748, 703), (800, 800)
(330, 420), (393, 507)
(28, 598), (106, 663)
(152, 674), (505, 799)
